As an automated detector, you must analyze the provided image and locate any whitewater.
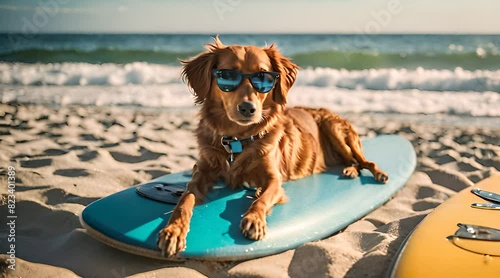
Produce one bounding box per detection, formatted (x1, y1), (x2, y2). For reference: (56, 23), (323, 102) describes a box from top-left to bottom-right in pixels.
(1, 62), (498, 117)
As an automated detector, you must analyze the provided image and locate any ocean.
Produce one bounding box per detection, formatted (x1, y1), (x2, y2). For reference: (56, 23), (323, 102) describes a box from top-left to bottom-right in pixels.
(0, 34), (499, 121)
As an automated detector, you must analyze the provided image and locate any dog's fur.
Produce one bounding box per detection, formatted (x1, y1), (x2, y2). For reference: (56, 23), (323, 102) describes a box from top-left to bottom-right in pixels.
(157, 37), (388, 257)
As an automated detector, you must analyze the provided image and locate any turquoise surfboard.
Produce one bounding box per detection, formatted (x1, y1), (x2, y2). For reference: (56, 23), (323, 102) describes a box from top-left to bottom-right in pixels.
(80, 135), (416, 260)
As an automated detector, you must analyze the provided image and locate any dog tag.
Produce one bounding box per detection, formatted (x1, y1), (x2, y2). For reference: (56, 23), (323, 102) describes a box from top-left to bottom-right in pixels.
(230, 140), (243, 153)
(228, 153), (235, 164)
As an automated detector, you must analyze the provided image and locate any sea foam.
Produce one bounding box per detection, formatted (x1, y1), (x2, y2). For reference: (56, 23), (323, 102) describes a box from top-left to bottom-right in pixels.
(0, 62), (182, 86)
(1, 62), (499, 117)
(1, 62), (500, 93)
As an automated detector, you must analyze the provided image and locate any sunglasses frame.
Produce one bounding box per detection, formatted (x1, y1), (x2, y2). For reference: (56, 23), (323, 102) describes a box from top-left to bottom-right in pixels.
(212, 69), (280, 93)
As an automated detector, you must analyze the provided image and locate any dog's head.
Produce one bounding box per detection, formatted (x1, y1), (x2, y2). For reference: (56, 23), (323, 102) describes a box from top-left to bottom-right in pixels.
(181, 36), (299, 126)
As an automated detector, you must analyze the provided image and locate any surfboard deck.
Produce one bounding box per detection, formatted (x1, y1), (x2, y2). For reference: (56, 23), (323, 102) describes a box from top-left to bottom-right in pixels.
(389, 175), (500, 278)
(80, 135), (416, 261)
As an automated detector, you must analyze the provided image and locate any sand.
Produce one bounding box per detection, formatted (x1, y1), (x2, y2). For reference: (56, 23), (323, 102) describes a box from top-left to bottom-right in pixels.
(0, 103), (499, 278)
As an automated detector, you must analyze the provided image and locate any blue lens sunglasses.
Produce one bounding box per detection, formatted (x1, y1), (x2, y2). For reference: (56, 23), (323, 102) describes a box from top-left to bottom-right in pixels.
(212, 69), (280, 93)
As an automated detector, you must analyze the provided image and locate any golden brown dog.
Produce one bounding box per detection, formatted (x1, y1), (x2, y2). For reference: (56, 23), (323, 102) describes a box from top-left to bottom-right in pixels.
(157, 37), (388, 257)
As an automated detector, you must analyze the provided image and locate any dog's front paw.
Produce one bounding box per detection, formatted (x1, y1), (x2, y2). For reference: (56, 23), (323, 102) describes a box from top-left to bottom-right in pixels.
(157, 223), (187, 257)
(375, 171), (389, 183)
(342, 166), (359, 178)
(240, 211), (267, 240)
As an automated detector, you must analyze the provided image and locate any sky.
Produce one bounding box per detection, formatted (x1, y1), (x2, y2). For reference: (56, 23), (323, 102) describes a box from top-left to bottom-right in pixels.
(0, 0), (499, 34)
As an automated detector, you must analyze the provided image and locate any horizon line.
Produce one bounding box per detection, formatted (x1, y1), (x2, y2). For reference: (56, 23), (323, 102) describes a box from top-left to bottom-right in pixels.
(2, 32), (500, 36)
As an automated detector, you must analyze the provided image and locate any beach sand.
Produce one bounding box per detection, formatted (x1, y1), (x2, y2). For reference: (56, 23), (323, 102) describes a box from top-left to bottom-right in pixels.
(0, 103), (498, 277)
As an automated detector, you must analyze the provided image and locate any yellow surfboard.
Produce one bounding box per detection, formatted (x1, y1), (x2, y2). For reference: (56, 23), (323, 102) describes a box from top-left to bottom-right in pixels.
(389, 175), (500, 278)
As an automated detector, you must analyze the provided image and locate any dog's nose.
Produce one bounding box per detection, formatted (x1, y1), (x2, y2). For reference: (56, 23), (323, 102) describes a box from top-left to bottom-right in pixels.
(238, 101), (257, 117)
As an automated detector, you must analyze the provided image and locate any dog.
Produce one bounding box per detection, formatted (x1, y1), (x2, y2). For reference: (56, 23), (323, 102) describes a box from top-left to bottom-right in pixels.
(157, 37), (388, 257)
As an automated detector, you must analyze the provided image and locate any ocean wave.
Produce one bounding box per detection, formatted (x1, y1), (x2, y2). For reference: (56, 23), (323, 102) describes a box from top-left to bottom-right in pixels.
(1, 85), (498, 117)
(0, 62), (183, 86)
(0, 48), (198, 65)
(298, 67), (500, 92)
(292, 50), (500, 70)
(289, 87), (499, 117)
(1, 47), (499, 70)
(1, 62), (500, 93)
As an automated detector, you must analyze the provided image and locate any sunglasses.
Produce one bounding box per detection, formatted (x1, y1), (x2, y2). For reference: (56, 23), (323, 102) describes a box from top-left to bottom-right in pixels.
(212, 69), (279, 93)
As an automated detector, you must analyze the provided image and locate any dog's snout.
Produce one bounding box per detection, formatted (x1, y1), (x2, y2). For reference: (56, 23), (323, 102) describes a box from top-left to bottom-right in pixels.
(238, 101), (257, 117)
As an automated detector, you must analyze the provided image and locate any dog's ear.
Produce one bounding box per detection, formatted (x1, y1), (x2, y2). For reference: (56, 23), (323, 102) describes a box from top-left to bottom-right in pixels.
(181, 36), (225, 104)
(265, 45), (299, 105)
